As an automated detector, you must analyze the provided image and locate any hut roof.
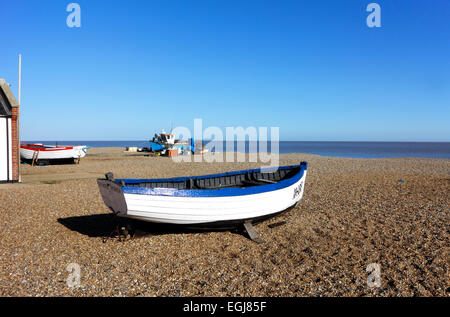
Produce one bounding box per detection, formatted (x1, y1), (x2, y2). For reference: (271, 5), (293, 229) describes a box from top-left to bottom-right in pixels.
(0, 79), (19, 117)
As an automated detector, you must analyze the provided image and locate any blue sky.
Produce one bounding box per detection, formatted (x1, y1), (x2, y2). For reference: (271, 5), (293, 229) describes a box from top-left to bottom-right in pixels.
(0, 0), (449, 141)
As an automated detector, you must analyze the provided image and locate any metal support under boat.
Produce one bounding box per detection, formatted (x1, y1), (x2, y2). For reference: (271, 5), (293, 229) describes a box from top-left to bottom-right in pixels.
(102, 213), (135, 243)
(243, 221), (265, 244)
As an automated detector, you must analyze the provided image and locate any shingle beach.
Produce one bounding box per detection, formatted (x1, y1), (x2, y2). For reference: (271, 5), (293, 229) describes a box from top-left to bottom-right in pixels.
(0, 148), (448, 296)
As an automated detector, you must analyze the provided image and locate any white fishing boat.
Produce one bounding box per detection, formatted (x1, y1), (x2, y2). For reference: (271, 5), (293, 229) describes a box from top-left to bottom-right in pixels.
(149, 130), (193, 156)
(20, 143), (88, 161)
(97, 162), (307, 242)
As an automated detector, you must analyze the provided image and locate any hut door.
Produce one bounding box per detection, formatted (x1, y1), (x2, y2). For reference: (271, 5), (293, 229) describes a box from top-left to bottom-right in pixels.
(0, 117), (11, 181)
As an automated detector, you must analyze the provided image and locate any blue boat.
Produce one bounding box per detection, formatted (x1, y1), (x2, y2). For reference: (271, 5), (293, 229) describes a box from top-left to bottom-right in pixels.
(149, 130), (193, 155)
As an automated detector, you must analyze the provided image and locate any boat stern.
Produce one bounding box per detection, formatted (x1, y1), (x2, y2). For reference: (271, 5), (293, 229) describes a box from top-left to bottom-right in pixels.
(97, 173), (128, 216)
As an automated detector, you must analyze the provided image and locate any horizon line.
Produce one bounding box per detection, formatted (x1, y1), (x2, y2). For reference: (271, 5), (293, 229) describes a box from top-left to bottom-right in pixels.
(22, 140), (450, 143)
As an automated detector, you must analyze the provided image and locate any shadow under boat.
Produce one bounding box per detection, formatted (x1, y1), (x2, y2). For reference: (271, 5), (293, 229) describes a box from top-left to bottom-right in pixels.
(57, 205), (295, 242)
(21, 158), (80, 166)
(57, 214), (204, 239)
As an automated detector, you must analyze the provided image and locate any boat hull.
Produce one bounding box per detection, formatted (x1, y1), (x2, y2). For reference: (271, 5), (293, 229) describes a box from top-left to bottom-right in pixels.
(97, 163), (307, 226)
(20, 144), (87, 160)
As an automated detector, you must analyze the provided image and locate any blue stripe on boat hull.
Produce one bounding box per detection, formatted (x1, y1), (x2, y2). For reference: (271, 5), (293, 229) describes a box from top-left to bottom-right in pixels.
(120, 162), (307, 197)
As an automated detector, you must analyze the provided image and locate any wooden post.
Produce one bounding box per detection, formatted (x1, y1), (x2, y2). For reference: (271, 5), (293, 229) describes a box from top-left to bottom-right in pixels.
(17, 54), (21, 180)
(18, 55), (21, 107)
(31, 151), (38, 167)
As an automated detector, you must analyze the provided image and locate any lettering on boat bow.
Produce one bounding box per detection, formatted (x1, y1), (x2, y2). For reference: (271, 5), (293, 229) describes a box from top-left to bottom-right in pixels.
(292, 181), (303, 200)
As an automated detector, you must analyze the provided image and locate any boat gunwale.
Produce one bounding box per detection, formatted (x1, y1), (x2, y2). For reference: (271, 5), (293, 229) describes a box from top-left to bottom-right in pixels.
(21, 143), (75, 151)
(116, 162), (307, 197)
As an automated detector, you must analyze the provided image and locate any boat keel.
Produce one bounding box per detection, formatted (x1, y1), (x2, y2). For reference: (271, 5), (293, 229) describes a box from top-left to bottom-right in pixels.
(243, 221), (265, 244)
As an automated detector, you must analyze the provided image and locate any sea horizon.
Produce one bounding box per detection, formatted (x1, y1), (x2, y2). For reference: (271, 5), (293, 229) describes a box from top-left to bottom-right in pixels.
(22, 140), (450, 159)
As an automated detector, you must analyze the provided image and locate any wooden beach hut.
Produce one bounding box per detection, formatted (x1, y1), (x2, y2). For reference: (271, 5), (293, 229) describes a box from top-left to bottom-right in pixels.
(0, 78), (20, 183)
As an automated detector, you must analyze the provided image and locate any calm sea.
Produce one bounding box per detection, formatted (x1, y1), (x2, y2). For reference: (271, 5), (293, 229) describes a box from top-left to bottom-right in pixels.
(23, 141), (450, 159)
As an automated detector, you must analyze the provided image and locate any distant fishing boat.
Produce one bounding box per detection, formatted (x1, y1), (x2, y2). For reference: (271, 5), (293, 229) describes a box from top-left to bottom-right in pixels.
(97, 162), (307, 242)
(149, 130), (193, 155)
(20, 143), (88, 162)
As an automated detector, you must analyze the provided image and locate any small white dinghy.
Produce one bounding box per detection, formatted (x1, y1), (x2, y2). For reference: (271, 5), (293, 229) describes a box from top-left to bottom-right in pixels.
(20, 143), (87, 163)
(97, 162), (307, 242)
